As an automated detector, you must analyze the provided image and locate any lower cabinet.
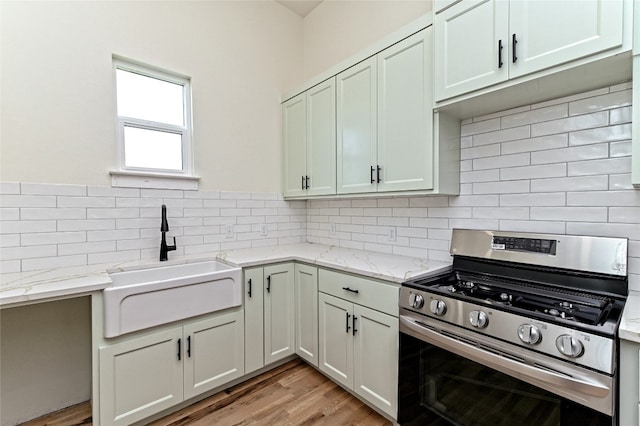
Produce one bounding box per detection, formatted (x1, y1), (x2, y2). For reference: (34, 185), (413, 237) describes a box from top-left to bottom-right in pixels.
(318, 270), (399, 419)
(98, 309), (244, 426)
(619, 339), (640, 426)
(244, 263), (295, 373)
(295, 263), (319, 366)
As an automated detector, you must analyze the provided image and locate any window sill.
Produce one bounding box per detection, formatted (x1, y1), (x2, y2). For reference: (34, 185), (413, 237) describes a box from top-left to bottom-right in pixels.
(110, 171), (200, 190)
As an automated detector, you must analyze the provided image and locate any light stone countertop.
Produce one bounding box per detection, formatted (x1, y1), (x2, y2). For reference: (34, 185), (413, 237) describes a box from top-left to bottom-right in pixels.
(620, 290), (640, 344)
(0, 243), (452, 308)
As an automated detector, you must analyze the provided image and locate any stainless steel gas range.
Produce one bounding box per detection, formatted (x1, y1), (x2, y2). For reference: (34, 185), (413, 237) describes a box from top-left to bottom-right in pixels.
(398, 229), (628, 426)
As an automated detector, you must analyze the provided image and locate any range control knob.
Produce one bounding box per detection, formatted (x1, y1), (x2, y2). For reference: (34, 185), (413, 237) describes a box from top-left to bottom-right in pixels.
(408, 293), (425, 309)
(429, 299), (447, 316)
(556, 335), (584, 358)
(517, 324), (542, 345)
(469, 311), (489, 328)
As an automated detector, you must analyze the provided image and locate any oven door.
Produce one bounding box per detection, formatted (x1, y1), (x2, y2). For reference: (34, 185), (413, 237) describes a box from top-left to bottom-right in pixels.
(398, 311), (615, 426)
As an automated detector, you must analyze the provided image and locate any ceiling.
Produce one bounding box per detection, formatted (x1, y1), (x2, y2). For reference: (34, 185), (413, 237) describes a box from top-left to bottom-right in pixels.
(276, 1), (323, 17)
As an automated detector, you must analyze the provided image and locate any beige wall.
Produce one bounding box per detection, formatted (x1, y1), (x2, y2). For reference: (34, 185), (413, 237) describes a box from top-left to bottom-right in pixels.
(0, 1), (303, 192)
(302, 0), (432, 80)
(0, 298), (92, 426)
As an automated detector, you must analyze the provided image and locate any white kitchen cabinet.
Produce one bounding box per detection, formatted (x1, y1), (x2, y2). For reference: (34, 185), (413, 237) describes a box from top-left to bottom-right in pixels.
(377, 28), (434, 192)
(283, 78), (336, 198)
(632, 55), (640, 188)
(98, 309), (244, 426)
(264, 263), (295, 364)
(619, 339), (640, 426)
(295, 263), (318, 366)
(318, 269), (399, 419)
(244, 267), (265, 374)
(244, 264), (295, 368)
(337, 29), (434, 195)
(435, 0), (625, 101)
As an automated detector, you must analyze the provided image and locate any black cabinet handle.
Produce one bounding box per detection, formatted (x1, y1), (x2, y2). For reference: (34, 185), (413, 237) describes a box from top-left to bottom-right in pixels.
(353, 315), (358, 336)
(248, 278), (252, 298)
(267, 275), (271, 293)
(498, 39), (504, 68)
(177, 338), (182, 361)
(305, 175), (310, 189)
(187, 336), (191, 358)
(376, 165), (381, 183)
(346, 312), (351, 333)
(512, 34), (517, 63)
(342, 286), (359, 294)
(370, 166), (375, 183)
(301, 176), (305, 190)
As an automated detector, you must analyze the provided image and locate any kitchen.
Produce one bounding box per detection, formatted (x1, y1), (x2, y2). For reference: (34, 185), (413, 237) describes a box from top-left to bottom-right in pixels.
(1, 0), (639, 425)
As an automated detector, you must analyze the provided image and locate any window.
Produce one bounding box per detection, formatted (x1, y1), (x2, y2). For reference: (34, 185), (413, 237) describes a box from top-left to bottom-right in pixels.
(113, 58), (195, 186)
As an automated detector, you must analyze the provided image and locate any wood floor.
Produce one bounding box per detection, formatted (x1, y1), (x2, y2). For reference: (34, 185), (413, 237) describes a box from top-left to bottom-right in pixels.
(21, 359), (391, 426)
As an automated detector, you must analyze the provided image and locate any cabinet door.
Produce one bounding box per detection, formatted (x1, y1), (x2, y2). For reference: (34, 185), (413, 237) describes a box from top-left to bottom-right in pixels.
(183, 310), (244, 400)
(283, 94), (307, 197)
(264, 263), (295, 364)
(509, 0), (624, 79)
(377, 28), (434, 192)
(336, 57), (378, 194)
(295, 264), (318, 366)
(99, 327), (183, 426)
(318, 292), (354, 389)
(434, 0), (509, 101)
(244, 267), (265, 374)
(353, 305), (399, 419)
(307, 78), (337, 196)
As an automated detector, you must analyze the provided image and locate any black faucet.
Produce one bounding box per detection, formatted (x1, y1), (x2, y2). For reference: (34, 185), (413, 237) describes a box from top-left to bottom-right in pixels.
(160, 204), (176, 261)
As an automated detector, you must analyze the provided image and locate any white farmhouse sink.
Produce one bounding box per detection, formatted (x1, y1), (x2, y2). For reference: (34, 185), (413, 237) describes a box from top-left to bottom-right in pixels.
(104, 260), (242, 338)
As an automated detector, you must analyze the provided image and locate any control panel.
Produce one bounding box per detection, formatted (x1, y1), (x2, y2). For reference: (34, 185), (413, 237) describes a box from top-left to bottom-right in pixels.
(492, 236), (557, 255)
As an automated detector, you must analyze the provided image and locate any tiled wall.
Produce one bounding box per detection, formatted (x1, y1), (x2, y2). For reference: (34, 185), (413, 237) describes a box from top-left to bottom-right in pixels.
(307, 82), (640, 290)
(0, 186), (306, 273)
(2, 83), (639, 290)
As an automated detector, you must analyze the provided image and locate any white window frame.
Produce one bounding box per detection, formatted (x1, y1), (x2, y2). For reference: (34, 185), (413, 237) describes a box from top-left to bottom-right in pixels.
(111, 57), (198, 190)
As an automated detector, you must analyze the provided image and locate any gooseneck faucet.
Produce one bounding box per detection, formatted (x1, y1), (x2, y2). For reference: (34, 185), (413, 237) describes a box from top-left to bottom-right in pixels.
(160, 204), (176, 261)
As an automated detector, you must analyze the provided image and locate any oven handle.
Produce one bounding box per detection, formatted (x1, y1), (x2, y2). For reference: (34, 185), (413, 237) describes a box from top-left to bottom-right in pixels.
(400, 315), (611, 399)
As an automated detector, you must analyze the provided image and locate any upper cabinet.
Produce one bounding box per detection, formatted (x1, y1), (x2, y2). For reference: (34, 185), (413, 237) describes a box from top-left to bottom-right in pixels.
(336, 28), (437, 195)
(283, 78), (336, 198)
(435, 0), (625, 101)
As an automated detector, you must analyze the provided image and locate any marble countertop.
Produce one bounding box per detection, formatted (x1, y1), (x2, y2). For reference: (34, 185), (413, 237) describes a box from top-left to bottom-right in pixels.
(620, 290), (640, 343)
(0, 243), (452, 308)
(217, 243), (452, 284)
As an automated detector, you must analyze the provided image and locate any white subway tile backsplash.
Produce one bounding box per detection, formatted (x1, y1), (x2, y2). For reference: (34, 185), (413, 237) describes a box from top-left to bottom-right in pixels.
(473, 153), (529, 170)
(609, 207), (640, 223)
(460, 118), (501, 136)
(21, 232), (86, 246)
(1, 195), (56, 208)
(0, 182), (20, 195)
(569, 124), (631, 146)
(610, 141), (632, 158)
(500, 193), (565, 206)
(501, 104), (567, 129)
(2, 86), (638, 287)
(21, 183), (86, 196)
(0, 235), (20, 248)
(531, 144), (608, 165)
(1, 260), (21, 273)
(568, 157), (631, 176)
(59, 241), (115, 256)
(501, 134), (568, 155)
(530, 176), (609, 193)
(568, 89), (631, 116)
(22, 254), (87, 272)
(610, 106), (632, 125)
(1, 220), (57, 234)
(531, 207), (607, 222)
(531, 111), (608, 137)
(499, 163), (566, 181)
(0, 208), (20, 221)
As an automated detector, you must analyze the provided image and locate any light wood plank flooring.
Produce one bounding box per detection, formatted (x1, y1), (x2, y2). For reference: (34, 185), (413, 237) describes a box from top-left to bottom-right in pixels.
(20, 359), (391, 426)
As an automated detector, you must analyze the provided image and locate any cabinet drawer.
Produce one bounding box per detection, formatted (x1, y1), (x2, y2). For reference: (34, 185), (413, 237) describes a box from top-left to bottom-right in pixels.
(319, 269), (398, 317)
